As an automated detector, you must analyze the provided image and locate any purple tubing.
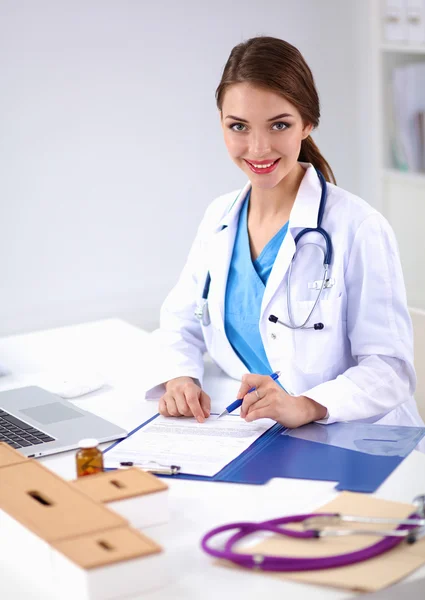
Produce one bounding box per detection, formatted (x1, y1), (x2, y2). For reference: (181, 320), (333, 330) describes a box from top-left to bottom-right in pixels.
(200, 512), (421, 571)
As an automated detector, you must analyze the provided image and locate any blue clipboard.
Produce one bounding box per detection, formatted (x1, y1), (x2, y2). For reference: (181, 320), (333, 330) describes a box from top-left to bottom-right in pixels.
(103, 415), (425, 493)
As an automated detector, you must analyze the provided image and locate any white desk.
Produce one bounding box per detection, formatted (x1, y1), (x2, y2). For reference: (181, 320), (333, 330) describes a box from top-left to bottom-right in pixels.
(1, 318), (425, 600)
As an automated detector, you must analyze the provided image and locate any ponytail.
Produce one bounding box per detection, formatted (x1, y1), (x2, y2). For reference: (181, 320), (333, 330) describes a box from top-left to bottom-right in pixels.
(299, 136), (336, 184)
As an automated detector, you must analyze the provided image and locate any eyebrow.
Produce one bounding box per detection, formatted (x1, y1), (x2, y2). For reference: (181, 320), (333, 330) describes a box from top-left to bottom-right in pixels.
(225, 113), (294, 122)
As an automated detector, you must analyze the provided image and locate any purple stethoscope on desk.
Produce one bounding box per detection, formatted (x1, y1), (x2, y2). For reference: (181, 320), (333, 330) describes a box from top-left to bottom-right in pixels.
(201, 494), (425, 571)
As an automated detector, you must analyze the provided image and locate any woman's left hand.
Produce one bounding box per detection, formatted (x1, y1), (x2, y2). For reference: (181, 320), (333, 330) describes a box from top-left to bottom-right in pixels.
(238, 374), (327, 428)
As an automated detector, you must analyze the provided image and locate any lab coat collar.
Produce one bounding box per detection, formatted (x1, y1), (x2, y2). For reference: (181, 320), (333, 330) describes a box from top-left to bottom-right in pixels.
(288, 163), (322, 230)
(259, 164), (323, 322)
(216, 181), (252, 231)
(215, 163), (322, 232)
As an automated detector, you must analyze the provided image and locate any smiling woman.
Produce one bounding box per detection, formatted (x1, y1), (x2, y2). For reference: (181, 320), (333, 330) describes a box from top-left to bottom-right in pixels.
(216, 37), (335, 188)
(219, 83), (317, 259)
(145, 36), (424, 447)
(222, 87), (310, 188)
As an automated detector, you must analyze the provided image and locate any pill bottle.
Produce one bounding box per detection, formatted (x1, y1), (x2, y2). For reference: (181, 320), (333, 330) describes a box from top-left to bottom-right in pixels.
(76, 438), (104, 477)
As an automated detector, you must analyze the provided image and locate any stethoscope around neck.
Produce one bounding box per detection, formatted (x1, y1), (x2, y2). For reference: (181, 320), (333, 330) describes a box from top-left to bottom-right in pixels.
(194, 168), (333, 331)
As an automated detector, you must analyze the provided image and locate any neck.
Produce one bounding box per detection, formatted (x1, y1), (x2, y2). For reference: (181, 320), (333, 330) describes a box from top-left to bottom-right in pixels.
(248, 163), (305, 223)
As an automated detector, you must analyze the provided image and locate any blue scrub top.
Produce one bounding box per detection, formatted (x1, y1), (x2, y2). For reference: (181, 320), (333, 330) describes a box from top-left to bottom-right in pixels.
(224, 193), (289, 375)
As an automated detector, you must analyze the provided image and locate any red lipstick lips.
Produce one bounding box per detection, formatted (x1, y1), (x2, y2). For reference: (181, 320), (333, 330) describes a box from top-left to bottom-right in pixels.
(244, 158), (280, 174)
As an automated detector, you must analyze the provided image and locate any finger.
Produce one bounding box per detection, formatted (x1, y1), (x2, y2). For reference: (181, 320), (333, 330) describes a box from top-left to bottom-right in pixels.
(185, 387), (206, 423)
(237, 374), (268, 402)
(174, 391), (193, 417)
(245, 403), (273, 422)
(163, 395), (180, 417)
(240, 387), (263, 418)
(245, 396), (270, 416)
(199, 391), (211, 418)
(158, 397), (168, 417)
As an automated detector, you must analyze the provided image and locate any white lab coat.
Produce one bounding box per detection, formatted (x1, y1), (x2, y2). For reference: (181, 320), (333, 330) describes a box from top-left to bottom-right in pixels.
(145, 163), (424, 429)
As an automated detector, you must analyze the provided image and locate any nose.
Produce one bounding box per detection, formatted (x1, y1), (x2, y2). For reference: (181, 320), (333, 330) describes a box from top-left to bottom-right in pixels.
(249, 130), (272, 158)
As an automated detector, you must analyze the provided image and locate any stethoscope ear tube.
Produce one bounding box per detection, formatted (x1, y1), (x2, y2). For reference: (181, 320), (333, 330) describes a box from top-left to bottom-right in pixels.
(293, 226), (332, 266)
(267, 169), (333, 331)
(268, 314), (324, 331)
(202, 272), (212, 301)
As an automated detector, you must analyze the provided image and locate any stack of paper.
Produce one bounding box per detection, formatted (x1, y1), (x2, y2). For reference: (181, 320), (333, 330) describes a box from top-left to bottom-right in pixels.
(104, 415), (274, 477)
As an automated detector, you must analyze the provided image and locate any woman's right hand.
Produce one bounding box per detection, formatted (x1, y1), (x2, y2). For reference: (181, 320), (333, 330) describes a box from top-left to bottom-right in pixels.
(159, 376), (211, 423)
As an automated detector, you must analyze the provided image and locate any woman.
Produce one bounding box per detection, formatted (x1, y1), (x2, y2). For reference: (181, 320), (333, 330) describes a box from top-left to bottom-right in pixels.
(145, 36), (423, 432)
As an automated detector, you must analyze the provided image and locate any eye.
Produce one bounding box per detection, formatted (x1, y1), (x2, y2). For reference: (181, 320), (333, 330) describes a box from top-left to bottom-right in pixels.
(229, 123), (247, 132)
(272, 122), (289, 131)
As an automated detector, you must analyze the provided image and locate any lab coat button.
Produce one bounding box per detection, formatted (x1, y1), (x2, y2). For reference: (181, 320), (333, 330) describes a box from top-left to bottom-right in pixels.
(271, 333), (277, 340)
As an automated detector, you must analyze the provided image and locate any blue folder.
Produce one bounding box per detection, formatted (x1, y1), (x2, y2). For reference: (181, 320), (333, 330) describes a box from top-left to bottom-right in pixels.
(103, 416), (425, 493)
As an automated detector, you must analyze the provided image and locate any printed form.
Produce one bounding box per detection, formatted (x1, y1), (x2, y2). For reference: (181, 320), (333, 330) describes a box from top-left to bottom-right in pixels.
(104, 415), (274, 476)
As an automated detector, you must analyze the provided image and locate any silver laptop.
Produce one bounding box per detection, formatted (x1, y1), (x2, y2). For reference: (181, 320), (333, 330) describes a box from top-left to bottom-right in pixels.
(0, 386), (127, 457)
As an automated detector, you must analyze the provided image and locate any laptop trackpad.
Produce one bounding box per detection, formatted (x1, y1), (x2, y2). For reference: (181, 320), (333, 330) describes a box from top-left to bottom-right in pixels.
(20, 402), (84, 425)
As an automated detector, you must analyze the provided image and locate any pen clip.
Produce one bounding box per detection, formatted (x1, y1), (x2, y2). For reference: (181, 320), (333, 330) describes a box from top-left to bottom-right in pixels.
(119, 460), (181, 475)
(146, 465), (181, 475)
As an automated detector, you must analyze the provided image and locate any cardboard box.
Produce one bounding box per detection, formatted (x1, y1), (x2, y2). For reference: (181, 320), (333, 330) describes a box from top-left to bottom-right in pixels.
(0, 460), (126, 541)
(0, 460), (126, 593)
(0, 441), (29, 468)
(72, 467), (169, 529)
(52, 526), (163, 599)
(0, 449), (165, 599)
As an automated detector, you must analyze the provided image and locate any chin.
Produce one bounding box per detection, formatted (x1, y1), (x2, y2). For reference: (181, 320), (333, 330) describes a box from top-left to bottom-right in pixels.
(251, 178), (281, 190)
(248, 172), (287, 190)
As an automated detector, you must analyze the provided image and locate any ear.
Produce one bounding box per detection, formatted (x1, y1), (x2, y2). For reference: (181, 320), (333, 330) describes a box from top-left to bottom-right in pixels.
(302, 123), (313, 139)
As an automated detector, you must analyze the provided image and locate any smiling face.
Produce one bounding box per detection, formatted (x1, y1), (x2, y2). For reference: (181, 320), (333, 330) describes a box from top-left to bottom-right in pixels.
(221, 82), (313, 190)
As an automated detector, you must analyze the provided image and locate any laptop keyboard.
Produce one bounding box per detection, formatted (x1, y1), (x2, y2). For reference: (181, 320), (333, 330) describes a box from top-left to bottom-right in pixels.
(0, 408), (55, 449)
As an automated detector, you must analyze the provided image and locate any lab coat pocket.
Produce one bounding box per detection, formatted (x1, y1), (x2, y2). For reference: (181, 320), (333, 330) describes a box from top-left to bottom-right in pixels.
(292, 294), (346, 375)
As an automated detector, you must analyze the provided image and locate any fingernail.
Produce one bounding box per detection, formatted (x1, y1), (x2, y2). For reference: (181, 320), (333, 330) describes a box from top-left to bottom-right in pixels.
(198, 416), (205, 423)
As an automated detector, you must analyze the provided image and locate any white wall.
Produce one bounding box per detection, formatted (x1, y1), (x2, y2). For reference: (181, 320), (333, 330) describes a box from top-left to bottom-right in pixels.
(0, 0), (361, 336)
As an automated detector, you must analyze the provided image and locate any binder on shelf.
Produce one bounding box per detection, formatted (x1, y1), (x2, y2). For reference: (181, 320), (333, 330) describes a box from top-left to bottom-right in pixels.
(382, 0), (408, 43)
(407, 0), (425, 44)
(103, 416), (425, 494)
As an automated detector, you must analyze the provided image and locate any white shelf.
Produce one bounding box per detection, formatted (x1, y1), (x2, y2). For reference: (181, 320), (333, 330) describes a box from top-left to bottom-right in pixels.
(380, 43), (425, 55)
(383, 168), (425, 185)
(375, 4), (425, 313)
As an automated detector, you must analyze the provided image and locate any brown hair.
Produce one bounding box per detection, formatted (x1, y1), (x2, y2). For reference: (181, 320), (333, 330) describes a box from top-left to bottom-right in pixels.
(216, 36), (336, 184)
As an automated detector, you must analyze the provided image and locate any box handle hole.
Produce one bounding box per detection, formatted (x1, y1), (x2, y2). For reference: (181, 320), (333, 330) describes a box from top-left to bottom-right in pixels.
(98, 540), (114, 551)
(28, 490), (53, 506)
(110, 479), (125, 489)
